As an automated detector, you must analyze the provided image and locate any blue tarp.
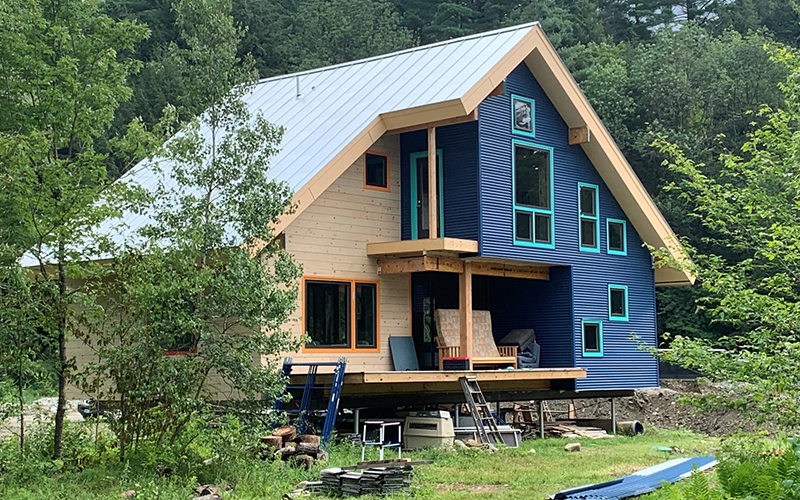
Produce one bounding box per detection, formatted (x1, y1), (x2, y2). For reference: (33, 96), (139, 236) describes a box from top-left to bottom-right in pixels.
(551, 456), (717, 500)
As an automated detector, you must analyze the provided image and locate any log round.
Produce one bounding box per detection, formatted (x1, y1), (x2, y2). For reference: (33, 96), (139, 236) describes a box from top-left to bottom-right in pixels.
(290, 454), (315, 470)
(273, 425), (298, 444)
(295, 442), (321, 457)
(261, 436), (283, 450)
(296, 434), (321, 446)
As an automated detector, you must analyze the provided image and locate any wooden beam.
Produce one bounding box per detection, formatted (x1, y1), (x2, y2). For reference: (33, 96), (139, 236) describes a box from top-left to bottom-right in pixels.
(488, 80), (505, 97)
(377, 256), (464, 275)
(459, 261), (473, 368)
(469, 261), (550, 280)
(427, 127), (438, 239)
(569, 126), (590, 145)
(385, 109), (477, 135)
(367, 237), (478, 257)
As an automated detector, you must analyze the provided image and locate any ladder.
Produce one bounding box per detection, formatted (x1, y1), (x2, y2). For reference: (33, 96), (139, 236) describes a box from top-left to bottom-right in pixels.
(459, 376), (504, 445)
(275, 357), (347, 444)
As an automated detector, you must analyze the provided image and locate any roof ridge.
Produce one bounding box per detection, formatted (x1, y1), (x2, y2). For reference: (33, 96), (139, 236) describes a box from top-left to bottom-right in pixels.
(255, 22), (540, 85)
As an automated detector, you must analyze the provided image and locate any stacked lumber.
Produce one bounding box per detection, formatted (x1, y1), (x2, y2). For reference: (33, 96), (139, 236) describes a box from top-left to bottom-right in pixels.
(260, 426), (329, 468)
(312, 460), (420, 497)
(545, 422), (613, 439)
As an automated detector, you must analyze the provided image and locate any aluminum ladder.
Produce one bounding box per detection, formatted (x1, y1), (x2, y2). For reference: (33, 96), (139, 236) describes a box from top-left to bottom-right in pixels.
(459, 376), (504, 445)
(275, 357), (347, 444)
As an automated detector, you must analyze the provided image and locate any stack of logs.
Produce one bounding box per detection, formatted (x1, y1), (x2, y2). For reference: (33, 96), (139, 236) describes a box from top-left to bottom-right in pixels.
(261, 425), (329, 469)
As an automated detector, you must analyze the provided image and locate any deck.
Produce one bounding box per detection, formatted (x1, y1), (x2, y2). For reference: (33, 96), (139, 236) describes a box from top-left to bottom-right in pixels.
(287, 368), (605, 407)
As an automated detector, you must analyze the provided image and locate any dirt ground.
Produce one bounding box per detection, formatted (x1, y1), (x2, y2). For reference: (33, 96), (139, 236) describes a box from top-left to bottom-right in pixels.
(0, 398), (85, 440)
(547, 379), (755, 436)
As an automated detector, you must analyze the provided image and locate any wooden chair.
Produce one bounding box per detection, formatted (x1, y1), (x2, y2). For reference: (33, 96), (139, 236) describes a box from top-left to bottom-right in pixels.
(434, 309), (517, 370)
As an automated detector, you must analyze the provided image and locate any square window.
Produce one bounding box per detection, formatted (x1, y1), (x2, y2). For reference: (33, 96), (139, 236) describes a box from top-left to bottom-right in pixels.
(511, 95), (535, 136)
(580, 219), (597, 248)
(514, 145), (550, 209)
(364, 152), (389, 190)
(608, 219), (627, 255)
(535, 213), (551, 244)
(582, 320), (603, 356)
(305, 281), (351, 348)
(609, 285), (628, 321)
(515, 210), (533, 242)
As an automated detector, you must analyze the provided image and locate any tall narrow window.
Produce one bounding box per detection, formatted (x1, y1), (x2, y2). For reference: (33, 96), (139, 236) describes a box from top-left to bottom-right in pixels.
(511, 94), (535, 137)
(513, 141), (554, 248)
(578, 183), (599, 252)
(581, 319), (603, 357)
(608, 285), (628, 321)
(364, 152), (389, 191)
(607, 219), (627, 255)
(304, 278), (379, 351)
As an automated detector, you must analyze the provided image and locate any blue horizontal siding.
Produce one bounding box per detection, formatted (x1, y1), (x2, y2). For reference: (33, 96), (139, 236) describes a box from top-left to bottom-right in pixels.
(477, 63), (658, 390)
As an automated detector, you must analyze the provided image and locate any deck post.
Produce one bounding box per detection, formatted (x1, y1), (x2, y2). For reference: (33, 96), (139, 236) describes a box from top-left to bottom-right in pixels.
(538, 401), (545, 439)
(427, 126), (438, 238)
(610, 398), (616, 435)
(459, 261), (473, 368)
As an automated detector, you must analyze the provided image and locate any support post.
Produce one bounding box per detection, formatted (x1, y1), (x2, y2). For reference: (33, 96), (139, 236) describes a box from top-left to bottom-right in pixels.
(427, 127), (438, 238)
(459, 261), (473, 368)
(610, 398), (617, 435)
(538, 401), (545, 439)
(454, 405), (460, 427)
(354, 408), (360, 434)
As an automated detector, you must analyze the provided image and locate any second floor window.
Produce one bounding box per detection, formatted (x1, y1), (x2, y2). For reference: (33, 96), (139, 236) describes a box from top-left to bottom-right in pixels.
(364, 152), (389, 190)
(513, 141), (554, 248)
(304, 278), (378, 350)
(578, 183), (599, 252)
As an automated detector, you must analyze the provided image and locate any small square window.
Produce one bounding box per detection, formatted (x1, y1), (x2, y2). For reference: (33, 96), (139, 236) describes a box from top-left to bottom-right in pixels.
(511, 94), (535, 137)
(609, 285), (628, 321)
(582, 320), (603, 356)
(580, 219), (597, 248)
(364, 152), (389, 190)
(607, 219), (627, 255)
(515, 210), (533, 242)
(534, 213), (551, 244)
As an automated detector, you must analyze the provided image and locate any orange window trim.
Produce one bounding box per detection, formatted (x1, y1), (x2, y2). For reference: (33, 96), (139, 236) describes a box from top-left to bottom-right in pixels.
(363, 150), (391, 192)
(301, 275), (381, 353)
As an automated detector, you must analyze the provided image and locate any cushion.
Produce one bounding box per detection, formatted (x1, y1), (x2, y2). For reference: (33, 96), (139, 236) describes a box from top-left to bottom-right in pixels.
(434, 309), (500, 358)
(498, 329), (536, 351)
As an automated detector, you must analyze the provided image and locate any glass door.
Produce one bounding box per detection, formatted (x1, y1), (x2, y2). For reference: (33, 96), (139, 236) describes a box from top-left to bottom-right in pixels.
(410, 150), (443, 239)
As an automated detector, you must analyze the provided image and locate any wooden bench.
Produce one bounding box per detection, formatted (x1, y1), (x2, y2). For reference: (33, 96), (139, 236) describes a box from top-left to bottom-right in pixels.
(434, 309), (518, 370)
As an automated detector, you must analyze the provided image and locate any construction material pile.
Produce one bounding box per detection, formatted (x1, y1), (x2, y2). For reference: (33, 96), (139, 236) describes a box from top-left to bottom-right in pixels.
(545, 423), (613, 439)
(321, 464), (414, 497)
(261, 425), (328, 469)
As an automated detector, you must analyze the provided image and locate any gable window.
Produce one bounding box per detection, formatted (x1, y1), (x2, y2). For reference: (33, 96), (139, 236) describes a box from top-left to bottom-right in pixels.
(511, 94), (535, 137)
(364, 152), (389, 191)
(513, 140), (554, 248)
(304, 278), (378, 351)
(608, 285), (628, 321)
(607, 219), (627, 255)
(581, 319), (603, 357)
(578, 183), (599, 252)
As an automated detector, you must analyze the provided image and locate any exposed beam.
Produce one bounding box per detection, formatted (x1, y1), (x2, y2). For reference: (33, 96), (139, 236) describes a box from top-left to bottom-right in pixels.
(569, 126), (590, 145)
(469, 261), (550, 280)
(385, 109), (477, 135)
(376, 255), (550, 280)
(367, 237), (478, 257)
(428, 126), (438, 239)
(459, 261), (473, 368)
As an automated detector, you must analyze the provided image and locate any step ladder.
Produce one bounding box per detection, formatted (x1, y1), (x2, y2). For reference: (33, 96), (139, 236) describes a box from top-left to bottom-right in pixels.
(275, 357), (347, 444)
(459, 376), (504, 445)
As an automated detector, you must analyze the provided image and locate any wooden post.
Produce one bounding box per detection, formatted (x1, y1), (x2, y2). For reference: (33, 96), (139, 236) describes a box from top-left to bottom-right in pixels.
(459, 261), (473, 369)
(427, 126), (438, 239)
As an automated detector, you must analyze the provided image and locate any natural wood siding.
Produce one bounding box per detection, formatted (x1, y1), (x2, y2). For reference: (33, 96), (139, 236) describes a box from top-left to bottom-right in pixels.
(283, 134), (409, 371)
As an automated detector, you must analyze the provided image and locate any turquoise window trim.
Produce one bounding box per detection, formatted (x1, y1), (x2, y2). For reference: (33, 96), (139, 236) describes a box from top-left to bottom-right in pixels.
(607, 218), (627, 256)
(409, 149), (444, 240)
(581, 319), (604, 357)
(510, 94), (536, 138)
(578, 182), (600, 253)
(608, 284), (629, 322)
(511, 139), (555, 249)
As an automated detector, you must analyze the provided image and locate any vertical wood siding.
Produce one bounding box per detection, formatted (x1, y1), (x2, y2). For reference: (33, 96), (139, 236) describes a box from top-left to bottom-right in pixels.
(478, 64), (658, 390)
(284, 134), (410, 372)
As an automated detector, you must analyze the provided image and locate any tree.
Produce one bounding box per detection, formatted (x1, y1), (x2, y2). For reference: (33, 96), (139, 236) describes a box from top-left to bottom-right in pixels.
(654, 44), (800, 427)
(0, 0), (149, 458)
(72, 0), (301, 459)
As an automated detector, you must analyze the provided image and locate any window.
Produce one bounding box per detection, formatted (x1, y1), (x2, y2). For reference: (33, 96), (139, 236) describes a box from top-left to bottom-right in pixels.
(304, 278), (378, 351)
(511, 94), (535, 137)
(578, 183), (599, 252)
(607, 219), (627, 255)
(364, 152), (389, 191)
(608, 285), (628, 321)
(513, 140), (554, 248)
(581, 319), (603, 357)
(160, 297), (198, 355)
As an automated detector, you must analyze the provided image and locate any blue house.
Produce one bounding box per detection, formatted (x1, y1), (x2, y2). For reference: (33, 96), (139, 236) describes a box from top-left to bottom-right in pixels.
(73, 22), (693, 404)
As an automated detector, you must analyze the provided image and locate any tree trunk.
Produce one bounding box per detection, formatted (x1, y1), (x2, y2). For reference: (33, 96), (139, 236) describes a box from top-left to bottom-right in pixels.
(53, 256), (67, 460)
(18, 339), (24, 456)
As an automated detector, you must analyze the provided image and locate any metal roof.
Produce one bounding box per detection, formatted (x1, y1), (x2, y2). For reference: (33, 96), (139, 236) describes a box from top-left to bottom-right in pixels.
(22, 23), (540, 266)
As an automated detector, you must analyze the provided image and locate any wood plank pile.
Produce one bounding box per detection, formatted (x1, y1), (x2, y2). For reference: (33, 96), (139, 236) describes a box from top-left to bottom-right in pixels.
(317, 460), (418, 497)
(260, 426), (329, 468)
(544, 422), (613, 439)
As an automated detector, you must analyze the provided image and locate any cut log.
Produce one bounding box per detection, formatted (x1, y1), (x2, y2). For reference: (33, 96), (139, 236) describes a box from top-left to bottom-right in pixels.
(290, 454), (315, 470)
(296, 434), (320, 446)
(279, 445), (297, 460)
(261, 435), (284, 450)
(316, 449), (329, 462)
(295, 442), (320, 456)
(274, 425), (298, 444)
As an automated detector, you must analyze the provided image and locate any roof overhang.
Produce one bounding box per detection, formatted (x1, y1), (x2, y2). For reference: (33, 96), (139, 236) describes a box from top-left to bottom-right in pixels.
(272, 24), (694, 287)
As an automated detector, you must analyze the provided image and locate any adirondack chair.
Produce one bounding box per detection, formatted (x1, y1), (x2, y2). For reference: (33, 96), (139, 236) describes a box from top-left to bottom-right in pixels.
(434, 309), (518, 370)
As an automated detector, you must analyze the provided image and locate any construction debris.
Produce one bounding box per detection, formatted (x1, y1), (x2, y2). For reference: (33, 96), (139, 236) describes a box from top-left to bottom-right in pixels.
(260, 426), (328, 468)
(564, 442), (581, 452)
(290, 459), (430, 497)
(546, 423), (614, 439)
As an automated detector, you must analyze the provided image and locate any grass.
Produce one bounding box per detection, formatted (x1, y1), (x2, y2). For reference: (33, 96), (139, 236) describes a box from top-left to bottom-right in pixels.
(0, 428), (716, 500)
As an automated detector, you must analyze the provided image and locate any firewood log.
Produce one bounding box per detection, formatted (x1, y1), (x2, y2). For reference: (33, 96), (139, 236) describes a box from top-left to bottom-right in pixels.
(290, 454), (315, 470)
(295, 442), (320, 456)
(273, 425), (298, 444)
(296, 434), (320, 446)
(261, 435), (283, 450)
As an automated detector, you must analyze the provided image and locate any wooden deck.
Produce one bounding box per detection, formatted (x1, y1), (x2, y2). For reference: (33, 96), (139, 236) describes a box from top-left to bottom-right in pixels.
(288, 368), (586, 400)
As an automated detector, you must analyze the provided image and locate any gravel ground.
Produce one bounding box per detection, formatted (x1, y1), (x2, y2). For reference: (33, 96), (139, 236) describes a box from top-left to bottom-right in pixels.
(0, 398), (85, 439)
